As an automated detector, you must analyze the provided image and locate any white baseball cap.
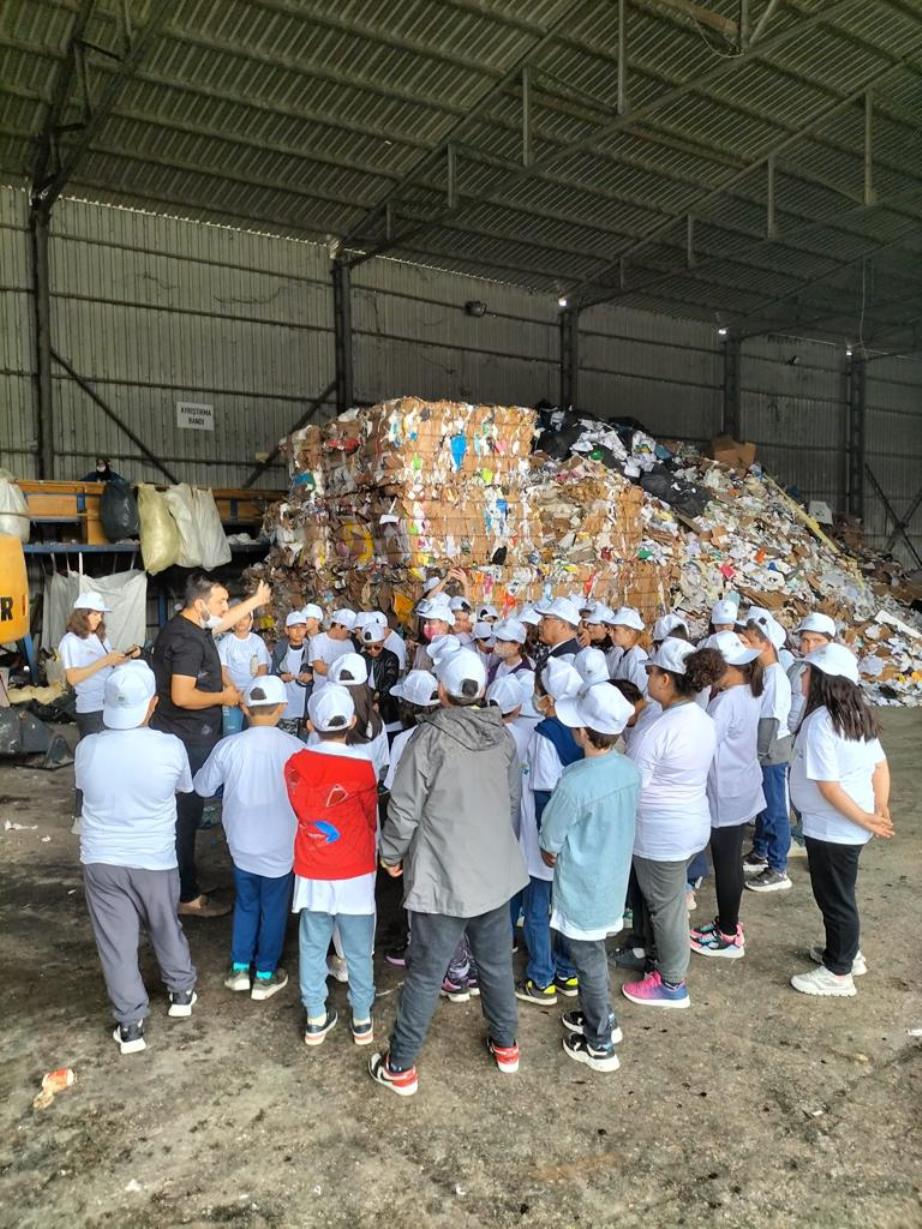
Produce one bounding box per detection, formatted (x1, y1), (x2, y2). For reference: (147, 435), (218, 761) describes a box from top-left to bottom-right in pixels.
(286, 610), (308, 628)
(745, 606), (772, 625)
(574, 646), (610, 686)
(535, 596), (581, 627)
(244, 675), (288, 707)
(427, 634), (462, 664)
(795, 612), (836, 638)
(103, 662), (156, 729)
(450, 596), (473, 613)
(301, 603), (323, 622)
(422, 577), (441, 594)
(359, 622), (387, 645)
(308, 684), (355, 732)
(74, 590), (111, 613)
(367, 610), (389, 627)
(418, 598), (455, 627)
(653, 613), (688, 641)
(608, 606), (644, 631)
(477, 604), (499, 621)
(805, 643), (860, 684)
(750, 611), (787, 650)
(647, 640), (696, 675)
(540, 657), (583, 700)
(493, 617), (527, 645)
(711, 599), (739, 625)
(473, 620), (495, 643)
(519, 604), (542, 627)
(390, 670), (439, 707)
(436, 647), (487, 699)
(329, 652), (368, 686)
(331, 608), (357, 630)
(556, 683), (635, 736)
(584, 602), (615, 626)
(709, 630), (760, 666)
(487, 675), (524, 715)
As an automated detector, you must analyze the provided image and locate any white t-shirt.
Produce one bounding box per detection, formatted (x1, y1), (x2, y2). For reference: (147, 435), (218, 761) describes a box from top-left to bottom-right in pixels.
(193, 725), (303, 877)
(218, 631), (271, 692)
(621, 699), (662, 752)
(384, 726), (417, 791)
(384, 631), (407, 671)
(790, 708), (885, 845)
(627, 701), (717, 860)
(760, 661), (791, 736)
(291, 741), (378, 914)
(306, 721), (390, 782)
(59, 632), (113, 713)
(77, 728), (192, 870)
(779, 647), (795, 672)
(613, 645), (649, 695)
(605, 645), (624, 677)
(706, 686), (766, 827)
(282, 645), (308, 720)
(519, 727), (569, 882)
(309, 633), (354, 693)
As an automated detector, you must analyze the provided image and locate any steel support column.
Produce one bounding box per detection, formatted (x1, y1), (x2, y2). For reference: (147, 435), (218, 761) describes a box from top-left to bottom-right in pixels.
(847, 353), (866, 519)
(560, 307), (580, 409)
(722, 332), (741, 439)
(332, 260), (354, 415)
(29, 205), (54, 479)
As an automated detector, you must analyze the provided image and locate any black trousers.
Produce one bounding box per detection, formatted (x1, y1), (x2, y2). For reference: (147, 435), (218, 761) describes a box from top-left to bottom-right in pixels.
(709, 823), (747, 934)
(176, 738), (219, 903)
(805, 837), (862, 975)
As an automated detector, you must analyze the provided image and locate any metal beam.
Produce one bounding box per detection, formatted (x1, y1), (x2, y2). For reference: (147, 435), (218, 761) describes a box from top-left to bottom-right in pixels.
(686, 213), (695, 268)
(722, 332), (742, 439)
(847, 354), (866, 520)
(560, 307), (580, 408)
(30, 207), (54, 479)
(242, 380), (337, 489)
(648, 0), (737, 39)
(864, 463), (922, 567)
(522, 66), (533, 167)
(864, 88), (875, 207)
(884, 483), (922, 556)
(51, 349), (180, 485)
(766, 155), (777, 239)
(617, 0), (628, 116)
(332, 261), (354, 416)
(750, 0), (781, 44)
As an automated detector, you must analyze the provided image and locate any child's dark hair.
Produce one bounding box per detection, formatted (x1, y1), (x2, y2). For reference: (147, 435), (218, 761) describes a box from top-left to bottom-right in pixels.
(740, 657), (765, 699)
(667, 625), (690, 642)
(610, 678), (642, 704)
(535, 665), (551, 698)
(745, 619), (775, 653)
(669, 648), (725, 697)
(317, 726), (348, 741)
(804, 668), (879, 741)
(584, 728), (619, 750)
(445, 679), (483, 707)
(398, 698), (432, 728)
(335, 671), (383, 743)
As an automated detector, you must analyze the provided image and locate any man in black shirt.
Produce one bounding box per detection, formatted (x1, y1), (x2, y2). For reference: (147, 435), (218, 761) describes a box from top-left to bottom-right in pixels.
(151, 572), (271, 917)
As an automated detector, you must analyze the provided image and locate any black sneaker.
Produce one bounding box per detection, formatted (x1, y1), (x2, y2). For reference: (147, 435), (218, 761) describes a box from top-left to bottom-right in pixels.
(745, 867), (792, 893)
(561, 1010), (623, 1046)
(251, 968), (289, 1001)
(742, 850), (768, 877)
(554, 974), (580, 998)
(515, 979), (557, 1006)
(113, 1021), (146, 1055)
(368, 1051), (418, 1097)
(352, 1018), (374, 1046)
(167, 989), (197, 1018)
(563, 1033), (620, 1073)
(304, 1009), (338, 1047)
(607, 945), (647, 972)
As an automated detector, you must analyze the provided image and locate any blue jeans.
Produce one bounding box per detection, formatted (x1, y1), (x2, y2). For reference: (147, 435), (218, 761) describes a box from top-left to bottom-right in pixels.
(753, 763), (791, 872)
(686, 849), (709, 888)
(523, 876), (576, 987)
(222, 706), (245, 736)
(298, 910), (375, 1020)
(231, 867), (293, 974)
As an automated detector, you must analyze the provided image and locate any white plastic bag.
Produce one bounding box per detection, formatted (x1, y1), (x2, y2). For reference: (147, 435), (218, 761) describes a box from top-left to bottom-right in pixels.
(163, 484), (203, 568)
(137, 483), (181, 575)
(194, 488), (231, 569)
(0, 469), (29, 543)
(45, 570), (148, 651)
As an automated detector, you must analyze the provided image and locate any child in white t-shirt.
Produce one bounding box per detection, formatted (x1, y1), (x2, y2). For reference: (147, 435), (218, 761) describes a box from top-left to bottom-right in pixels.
(217, 605), (271, 735)
(310, 609), (357, 693)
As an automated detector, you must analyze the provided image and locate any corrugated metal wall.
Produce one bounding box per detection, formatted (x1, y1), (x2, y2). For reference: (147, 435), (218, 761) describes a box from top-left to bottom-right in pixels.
(866, 354), (922, 568)
(0, 187), (34, 475)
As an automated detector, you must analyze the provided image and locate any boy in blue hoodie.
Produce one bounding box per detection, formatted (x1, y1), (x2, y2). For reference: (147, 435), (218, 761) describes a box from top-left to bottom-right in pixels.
(540, 684), (640, 1073)
(515, 659), (584, 1007)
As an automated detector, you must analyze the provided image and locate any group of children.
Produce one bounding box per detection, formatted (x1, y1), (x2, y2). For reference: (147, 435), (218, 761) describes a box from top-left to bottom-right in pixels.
(74, 580), (893, 1091)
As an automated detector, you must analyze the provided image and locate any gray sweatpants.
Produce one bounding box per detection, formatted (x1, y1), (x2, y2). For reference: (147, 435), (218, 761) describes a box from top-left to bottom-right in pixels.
(83, 863), (197, 1026)
(632, 855), (690, 985)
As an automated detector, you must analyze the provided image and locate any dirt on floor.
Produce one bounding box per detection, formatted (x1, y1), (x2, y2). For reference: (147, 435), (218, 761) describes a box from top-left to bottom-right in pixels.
(0, 712), (920, 1229)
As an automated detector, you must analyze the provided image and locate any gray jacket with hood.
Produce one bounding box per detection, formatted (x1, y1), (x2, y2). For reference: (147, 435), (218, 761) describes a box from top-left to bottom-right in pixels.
(381, 704), (527, 917)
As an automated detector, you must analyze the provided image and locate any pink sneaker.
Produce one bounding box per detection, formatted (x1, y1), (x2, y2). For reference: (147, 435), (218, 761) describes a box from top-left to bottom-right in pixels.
(690, 923), (744, 960)
(621, 970), (690, 1009)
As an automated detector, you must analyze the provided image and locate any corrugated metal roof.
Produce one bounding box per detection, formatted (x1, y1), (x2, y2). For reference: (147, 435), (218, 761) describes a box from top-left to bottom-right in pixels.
(1, 0), (921, 347)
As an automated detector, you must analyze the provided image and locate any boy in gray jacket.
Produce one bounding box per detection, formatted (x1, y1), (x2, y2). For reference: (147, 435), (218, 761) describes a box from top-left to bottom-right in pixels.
(370, 649), (528, 1097)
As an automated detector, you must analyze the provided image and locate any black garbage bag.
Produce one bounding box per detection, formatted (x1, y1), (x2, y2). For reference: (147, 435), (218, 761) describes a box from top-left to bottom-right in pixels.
(100, 479), (140, 541)
(640, 467), (709, 518)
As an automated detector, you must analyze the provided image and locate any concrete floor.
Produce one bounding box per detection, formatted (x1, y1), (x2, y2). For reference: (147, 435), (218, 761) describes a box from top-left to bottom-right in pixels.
(0, 712), (920, 1229)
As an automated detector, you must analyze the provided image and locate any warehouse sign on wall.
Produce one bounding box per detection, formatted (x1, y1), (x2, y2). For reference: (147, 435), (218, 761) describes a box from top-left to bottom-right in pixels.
(176, 402), (214, 431)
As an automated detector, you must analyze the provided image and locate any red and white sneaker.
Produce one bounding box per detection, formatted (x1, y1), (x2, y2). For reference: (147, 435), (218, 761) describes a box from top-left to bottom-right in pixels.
(486, 1038), (520, 1074)
(368, 1051), (419, 1097)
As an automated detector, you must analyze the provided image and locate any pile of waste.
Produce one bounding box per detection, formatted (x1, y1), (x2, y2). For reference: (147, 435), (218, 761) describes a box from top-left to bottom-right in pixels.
(254, 399), (922, 706)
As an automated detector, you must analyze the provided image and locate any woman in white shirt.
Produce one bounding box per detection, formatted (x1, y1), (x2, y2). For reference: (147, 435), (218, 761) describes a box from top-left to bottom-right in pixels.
(789, 644), (891, 998)
(622, 641), (723, 1009)
(690, 633), (766, 960)
(59, 591), (137, 828)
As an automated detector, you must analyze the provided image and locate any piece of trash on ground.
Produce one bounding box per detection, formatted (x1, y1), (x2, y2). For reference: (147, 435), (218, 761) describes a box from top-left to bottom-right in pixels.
(32, 1067), (75, 1110)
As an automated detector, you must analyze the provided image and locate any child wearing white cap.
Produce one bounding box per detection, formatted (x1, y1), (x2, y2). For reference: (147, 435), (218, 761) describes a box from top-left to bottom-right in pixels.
(356, 622), (402, 735)
(488, 618), (533, 687)
(411, 597), (456, 672)
(515, 659), (584, 1007)
(285, 685), (380, 1047)
(325, 653), (390, 783)
(193, 676), (304, 1001)
(788, 645), (891, 997)
(271, 611), (314, 736)
(60, 590), (140, 831)
(710, 599), (739, 635)
(218, 603), (272, 735)
(77, 663), (198, 1055)
(608, 609), (649, 695)
(740, 613), (794, 892)
(786, 613), (837, 856)
(689, 634), (766, 960)
(621, 642), (723, 1009)
(610, 680), (662, 753)
(309, 609), (357, 694)
(538, 685), (640, 1072)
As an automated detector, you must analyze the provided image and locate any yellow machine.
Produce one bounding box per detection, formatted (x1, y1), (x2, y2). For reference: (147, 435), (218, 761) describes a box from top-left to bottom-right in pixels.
(0, 533), (30, 641)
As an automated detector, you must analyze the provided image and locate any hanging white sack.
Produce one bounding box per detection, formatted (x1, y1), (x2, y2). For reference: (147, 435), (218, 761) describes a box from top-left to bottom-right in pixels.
(163, 483), (204, 568)
(44, 569), (149, 652)
(194, 488), (232, 569)
(0, 469), (30, 543)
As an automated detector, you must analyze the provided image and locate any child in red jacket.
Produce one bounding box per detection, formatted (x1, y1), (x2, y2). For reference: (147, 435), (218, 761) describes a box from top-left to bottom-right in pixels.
(285, 685), (379, 1048)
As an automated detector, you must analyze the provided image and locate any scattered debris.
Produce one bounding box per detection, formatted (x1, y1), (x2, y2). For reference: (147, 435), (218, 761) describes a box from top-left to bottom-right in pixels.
(5, 820), (38, 831)
(124, 1178), (143, 1194)
(32, 1067), (75, 1110)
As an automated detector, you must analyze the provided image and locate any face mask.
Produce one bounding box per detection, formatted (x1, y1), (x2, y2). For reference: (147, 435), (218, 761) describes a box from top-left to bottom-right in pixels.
(204, 614), (222, 630)
(423, 625), (437, 642)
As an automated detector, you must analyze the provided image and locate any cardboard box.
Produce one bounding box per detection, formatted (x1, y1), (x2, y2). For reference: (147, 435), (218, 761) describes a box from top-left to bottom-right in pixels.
(706, 435), (757, 469)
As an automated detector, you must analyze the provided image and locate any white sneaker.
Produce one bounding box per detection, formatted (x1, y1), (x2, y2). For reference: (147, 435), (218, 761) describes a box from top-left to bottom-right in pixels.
(790, 965), (856, 997)
(224, 967), (252, 993)
(71, 816), (82, 835)
(787, 841), (808, 858)
(327, 955), (349, 984)
(809, 946), (867, 976)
